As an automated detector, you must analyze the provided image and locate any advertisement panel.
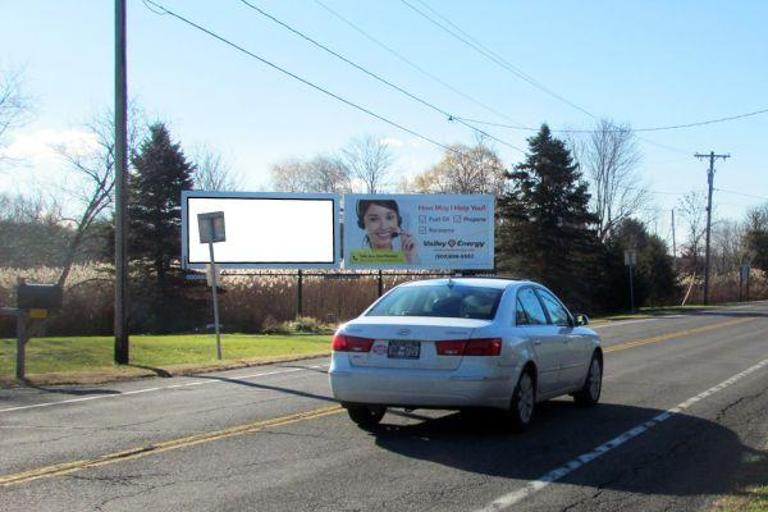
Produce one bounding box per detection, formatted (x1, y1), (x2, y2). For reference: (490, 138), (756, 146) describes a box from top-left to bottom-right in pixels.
(343, 194), (494, 270)
(182, 191), (340, 269)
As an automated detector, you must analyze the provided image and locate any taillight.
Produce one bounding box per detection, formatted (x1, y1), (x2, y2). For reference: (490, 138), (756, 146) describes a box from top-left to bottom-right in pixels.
(435, 340), (466, 355)
(332, 333), (374, 352)
(436, 338), (502, 356)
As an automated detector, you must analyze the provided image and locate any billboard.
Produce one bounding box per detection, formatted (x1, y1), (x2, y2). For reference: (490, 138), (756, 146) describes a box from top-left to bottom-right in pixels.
(343, 194), (494, 270)
(181, 191), (340, 269)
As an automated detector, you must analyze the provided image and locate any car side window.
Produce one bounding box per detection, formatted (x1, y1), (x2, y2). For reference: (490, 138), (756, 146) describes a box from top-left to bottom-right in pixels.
(515, 298), (529, 325)
(537, 289), (571, 327)
(517, 288), (548, 325)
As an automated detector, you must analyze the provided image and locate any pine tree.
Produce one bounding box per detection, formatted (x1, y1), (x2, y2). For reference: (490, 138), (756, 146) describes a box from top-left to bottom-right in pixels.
(497, 125), (600, 309)
(127, 123), (199, 332)
(128, 123), (194, 284)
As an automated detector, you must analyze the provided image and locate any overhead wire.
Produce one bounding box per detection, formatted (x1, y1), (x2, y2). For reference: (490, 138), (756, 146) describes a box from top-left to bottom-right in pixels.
(455, 106), (768, 133)
(399, 0), (596, 119)
(714, 188), (768, 201)
(141, 0), (459, 154)
(235, 0), (525, 153)
(311, 0), (530, 129)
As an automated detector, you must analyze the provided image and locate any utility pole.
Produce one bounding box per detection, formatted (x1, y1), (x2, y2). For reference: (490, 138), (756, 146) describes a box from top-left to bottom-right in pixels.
(694, 151), (730, 305)
(114, 0), (129, 364)
(671, 208), (677, 271)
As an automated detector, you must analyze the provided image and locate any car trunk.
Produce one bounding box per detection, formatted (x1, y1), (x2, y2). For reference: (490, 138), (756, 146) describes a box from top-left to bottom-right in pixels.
(341, 316), (493, 370)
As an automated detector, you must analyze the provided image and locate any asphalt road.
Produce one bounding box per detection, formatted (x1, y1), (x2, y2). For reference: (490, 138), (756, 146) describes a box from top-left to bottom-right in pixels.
(1, 303), (767, 511)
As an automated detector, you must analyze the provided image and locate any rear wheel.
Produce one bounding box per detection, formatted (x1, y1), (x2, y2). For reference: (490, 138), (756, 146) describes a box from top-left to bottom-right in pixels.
(509, 368), (535, 432)
(574, 354), (602, 407)
(346, 404), (386, 428)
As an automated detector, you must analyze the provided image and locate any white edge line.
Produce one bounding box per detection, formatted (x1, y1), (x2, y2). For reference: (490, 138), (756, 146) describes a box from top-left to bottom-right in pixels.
(475, 358), (768, 512)
(0, 367), (314, 414)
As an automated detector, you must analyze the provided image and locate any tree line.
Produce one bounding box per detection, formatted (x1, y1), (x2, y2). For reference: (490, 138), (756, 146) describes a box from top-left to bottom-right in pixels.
(1, 69), (766, 331)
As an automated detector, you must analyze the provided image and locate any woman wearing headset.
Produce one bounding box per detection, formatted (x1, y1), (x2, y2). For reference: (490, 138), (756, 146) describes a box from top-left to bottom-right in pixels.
(356, 199), (417, 264)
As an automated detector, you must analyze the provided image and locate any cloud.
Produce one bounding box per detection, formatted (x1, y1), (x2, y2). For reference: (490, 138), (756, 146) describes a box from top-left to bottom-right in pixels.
(380, 137), (404, 148)
(1, 129), (98, 162)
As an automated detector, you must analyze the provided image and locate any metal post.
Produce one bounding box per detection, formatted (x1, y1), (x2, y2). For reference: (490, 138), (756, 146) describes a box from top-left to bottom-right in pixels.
(297, 269), (303, 317)
(739, 269), (744, 302)
(15, 312), (28, 381)
(114, 0), (130, 364)
(208, 241), (222, 360)
(628, 264), (635, 313)
(377, 270), (383, 297)
(746, 270), (750, 302)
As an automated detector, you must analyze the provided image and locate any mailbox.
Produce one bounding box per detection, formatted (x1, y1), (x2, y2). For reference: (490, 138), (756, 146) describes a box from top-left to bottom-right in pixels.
(17, 283), (63, 311)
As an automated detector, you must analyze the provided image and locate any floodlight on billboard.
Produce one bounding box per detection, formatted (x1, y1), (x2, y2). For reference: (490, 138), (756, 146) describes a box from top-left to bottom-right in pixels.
(181, 191), (340, 269)
(343, 194), (494, 270)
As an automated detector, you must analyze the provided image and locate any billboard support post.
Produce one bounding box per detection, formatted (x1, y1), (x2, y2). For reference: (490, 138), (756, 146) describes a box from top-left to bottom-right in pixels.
(377, 270), (383, 297)
(297, 269), (303, 317)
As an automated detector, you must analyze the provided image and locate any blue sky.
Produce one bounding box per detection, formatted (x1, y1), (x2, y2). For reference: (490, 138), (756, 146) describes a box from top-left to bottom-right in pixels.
(2, 0), (767, 243)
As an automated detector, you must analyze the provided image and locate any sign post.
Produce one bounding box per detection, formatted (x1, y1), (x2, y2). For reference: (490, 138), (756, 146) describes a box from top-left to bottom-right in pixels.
(740, 264), (750, 302)
(624, 249), (638, 312)
(198, 211), (226, 360)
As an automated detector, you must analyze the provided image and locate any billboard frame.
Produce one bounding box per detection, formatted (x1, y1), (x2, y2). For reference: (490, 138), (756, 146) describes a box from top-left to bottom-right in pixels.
(181, 191), (341, 270)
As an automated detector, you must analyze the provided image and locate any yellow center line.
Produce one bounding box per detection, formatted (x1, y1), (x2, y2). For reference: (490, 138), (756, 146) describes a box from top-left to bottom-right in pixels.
(1, 316), (760, 488)
(604, 317), (756, 353)
(0, 404), (343, 487)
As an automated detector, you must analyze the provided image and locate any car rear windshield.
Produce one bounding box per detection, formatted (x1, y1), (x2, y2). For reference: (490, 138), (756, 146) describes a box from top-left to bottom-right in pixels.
(366, 285), (503, 320)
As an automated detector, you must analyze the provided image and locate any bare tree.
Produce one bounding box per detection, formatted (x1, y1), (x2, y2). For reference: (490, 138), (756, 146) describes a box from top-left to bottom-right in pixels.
(410, 138), (506, 195)
(0, 68), (33, 165)
(572, 119), (647, 241)
(711, 219), (746, 273)
(678, 190), (708, 271)
(270, 155), (350, 193)
(54, 105), (146, 286)
(341, 135), (393, 193)
(193, 145), (241, 191)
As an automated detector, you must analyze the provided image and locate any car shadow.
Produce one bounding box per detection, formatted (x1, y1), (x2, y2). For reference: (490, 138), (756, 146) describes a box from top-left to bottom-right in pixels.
(372, 400), (765, 498)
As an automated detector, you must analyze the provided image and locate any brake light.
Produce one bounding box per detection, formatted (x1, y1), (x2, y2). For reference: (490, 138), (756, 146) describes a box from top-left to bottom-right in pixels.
(436, 340), (466, 355)
(436, 338), (502, 356)
(332, 333), (374, 352)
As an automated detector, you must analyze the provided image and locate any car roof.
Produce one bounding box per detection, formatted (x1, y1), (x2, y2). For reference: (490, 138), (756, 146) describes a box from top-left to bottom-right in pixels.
(396, 277), (534, 291)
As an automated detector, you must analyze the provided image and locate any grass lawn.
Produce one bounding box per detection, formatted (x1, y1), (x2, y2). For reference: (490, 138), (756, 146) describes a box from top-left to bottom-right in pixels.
(0, 333), (331, 379)
(713, 485), (768, 512)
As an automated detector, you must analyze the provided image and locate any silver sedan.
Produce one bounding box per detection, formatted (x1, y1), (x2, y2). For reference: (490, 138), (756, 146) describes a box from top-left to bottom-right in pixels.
(329, 278), (602, 431)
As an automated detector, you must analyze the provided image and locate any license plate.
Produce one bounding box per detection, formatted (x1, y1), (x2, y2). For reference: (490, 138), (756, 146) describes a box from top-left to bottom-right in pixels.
(388, 340), (420, 359)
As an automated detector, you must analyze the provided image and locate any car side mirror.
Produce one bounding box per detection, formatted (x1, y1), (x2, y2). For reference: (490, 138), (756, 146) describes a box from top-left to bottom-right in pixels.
(574, 314), (589, 326)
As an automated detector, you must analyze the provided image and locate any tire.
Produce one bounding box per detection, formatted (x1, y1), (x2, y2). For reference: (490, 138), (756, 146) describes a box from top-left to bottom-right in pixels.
(346, 404), (386, 428)
(574, 353), (602, 407)
(509, 368), (536, 432)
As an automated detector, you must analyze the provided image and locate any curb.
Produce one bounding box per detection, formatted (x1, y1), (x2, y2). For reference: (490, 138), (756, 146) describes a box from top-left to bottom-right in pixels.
(0, 351), (332, 388)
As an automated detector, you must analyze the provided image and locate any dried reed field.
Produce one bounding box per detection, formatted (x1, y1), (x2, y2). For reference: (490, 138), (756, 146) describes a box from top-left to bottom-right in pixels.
(1, 265), (765, 337)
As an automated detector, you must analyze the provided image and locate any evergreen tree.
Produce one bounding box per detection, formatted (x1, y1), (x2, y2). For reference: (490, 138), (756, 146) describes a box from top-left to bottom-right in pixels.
(603, 218), (678, 309)
(497, 125), (600, 309)
(128, 123), (194, 284)
(128, 123), (199, 332)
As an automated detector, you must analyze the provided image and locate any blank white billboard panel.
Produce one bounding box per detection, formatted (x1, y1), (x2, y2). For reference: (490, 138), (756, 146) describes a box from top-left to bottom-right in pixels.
(182, 192), (339, 269)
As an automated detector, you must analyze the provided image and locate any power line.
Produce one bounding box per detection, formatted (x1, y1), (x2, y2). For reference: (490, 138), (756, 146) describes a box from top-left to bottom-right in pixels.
(235, 0), (524, 153)
(399, 0), (596, 119)
(142, 0), (458, 154)
(456, 106), (768, 133)
(311, 0), (528, 129)
(714, 188), (768, 201)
